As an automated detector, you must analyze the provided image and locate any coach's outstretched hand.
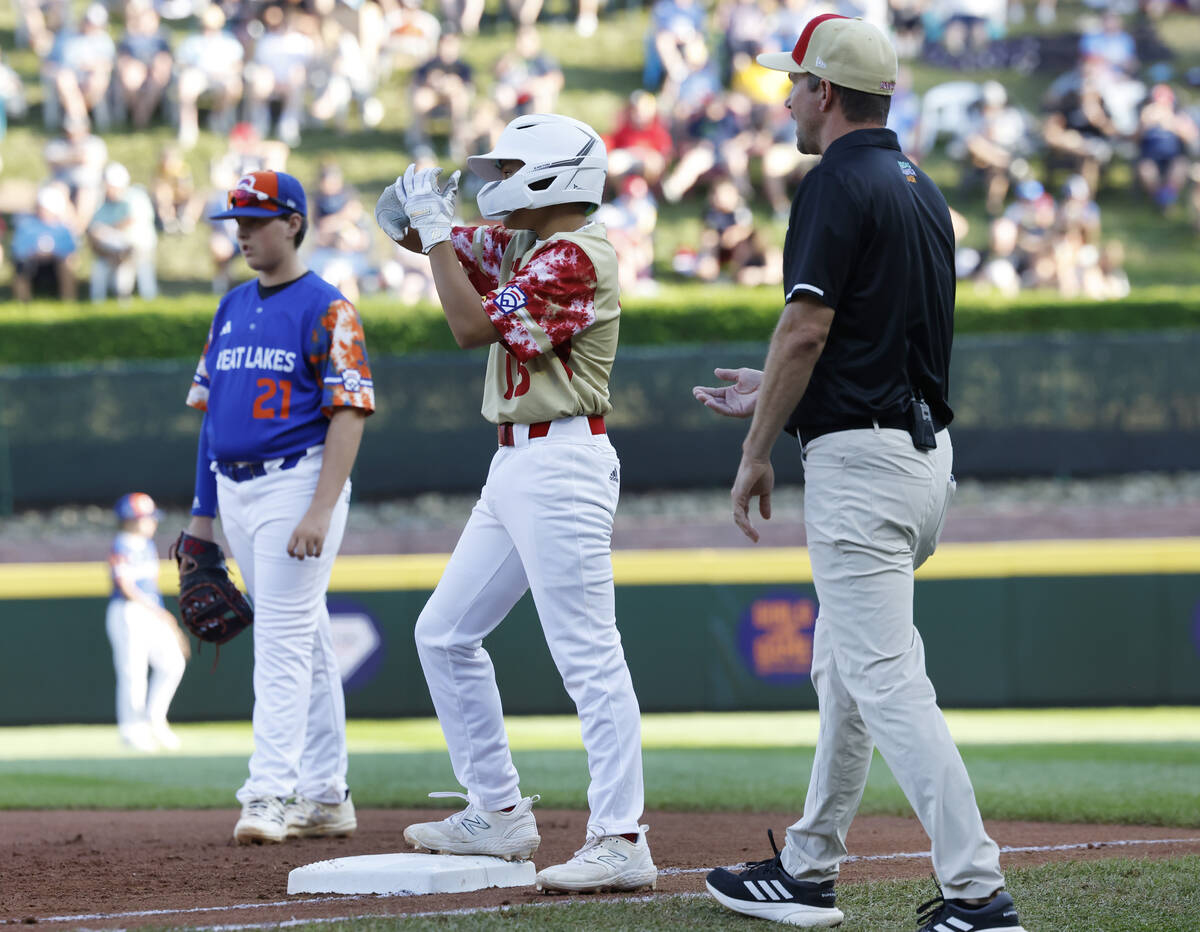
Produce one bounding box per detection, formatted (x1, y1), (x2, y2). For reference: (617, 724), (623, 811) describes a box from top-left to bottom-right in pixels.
(400, 164), (460, 254)
(375, 179), (410, 243)
(693, 367), (762, 418)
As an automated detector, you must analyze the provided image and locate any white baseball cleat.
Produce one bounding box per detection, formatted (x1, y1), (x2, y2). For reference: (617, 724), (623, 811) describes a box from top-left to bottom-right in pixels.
(150, 722), (181, 751)
(233, 796), (288, 844)
(403, 791), (540, 861)
(119, 724), (159, 753)
(535, 824), (658, 894)
(284, 792), (358, 838)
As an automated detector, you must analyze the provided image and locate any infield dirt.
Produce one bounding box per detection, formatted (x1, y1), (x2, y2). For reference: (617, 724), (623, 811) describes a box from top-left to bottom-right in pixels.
(3, 809), (1199, 927)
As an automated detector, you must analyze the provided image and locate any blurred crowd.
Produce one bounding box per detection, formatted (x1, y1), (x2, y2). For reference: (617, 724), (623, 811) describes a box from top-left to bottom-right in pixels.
(3, 0), (1200, 303)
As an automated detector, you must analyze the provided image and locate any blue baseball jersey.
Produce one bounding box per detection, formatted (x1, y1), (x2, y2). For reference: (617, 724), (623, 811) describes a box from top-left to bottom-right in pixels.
(109, 531), (163, 606)
(186, 271), (375, 463)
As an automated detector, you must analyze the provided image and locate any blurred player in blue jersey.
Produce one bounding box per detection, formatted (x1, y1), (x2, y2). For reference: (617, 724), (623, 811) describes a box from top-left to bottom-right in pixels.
(181, 170), (375, 844)
(107, 492), (189, 753)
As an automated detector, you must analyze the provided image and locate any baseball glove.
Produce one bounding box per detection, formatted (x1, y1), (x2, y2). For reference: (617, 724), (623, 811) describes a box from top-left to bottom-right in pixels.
(169, 531), (253, 645)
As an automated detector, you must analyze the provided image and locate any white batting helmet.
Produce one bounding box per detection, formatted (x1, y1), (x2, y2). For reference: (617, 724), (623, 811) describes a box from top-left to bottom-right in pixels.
(467, 113), (608, 221)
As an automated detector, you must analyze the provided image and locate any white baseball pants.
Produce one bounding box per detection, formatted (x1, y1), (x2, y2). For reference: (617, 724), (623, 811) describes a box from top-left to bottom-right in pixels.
(217, 451), (351, 806)
(105, 600), (186, 736)
(781, 427), (1006, 901)
(415, 417), (645, 838)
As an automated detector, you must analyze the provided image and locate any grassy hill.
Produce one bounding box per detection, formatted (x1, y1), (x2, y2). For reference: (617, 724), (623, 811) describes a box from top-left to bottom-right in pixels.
(2, 0), (1200, 299)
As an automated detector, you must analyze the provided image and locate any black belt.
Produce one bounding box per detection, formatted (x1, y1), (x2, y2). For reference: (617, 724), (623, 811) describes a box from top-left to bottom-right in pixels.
(798, 413), (941, 447)
(216, 452), (304, 482)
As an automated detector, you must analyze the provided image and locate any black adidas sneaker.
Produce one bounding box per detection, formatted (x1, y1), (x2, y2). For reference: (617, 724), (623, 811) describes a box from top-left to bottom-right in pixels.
(705, 830), (844, 927)
(916, 884), (1027, 932)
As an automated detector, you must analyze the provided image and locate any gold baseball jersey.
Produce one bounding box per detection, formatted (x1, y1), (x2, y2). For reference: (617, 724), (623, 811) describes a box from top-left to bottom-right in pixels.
(449, 221), (620, 425)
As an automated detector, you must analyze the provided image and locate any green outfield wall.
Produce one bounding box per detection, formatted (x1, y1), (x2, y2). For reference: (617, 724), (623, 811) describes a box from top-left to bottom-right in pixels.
(3, 540), (1199, 724)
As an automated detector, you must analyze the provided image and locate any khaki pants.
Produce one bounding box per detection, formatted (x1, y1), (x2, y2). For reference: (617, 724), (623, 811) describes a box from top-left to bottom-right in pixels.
(781, 426), (1005, 900)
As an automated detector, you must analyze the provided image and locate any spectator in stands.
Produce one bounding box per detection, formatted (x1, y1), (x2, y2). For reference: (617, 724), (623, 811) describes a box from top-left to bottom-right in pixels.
(1078, 11), (1138, 76)
(644, 0), (707, 91)
(379, 0), (441, 77)
(0, 49), (29, 138)
(439, 0), (485, 37)
(243, 5), (314, 147)
(963, 80), (1034, 215)
(690, 174), (781, 286)
(492, 25), (563, 122)
(1136, 83), (1198, 213)
(716, 0), (771, 82)
(306, 161), (373, 301)
(380, 245), (438, 305)
(605, 90), (675, 189)
(595, 172), (658, 295)
(310, 16), (385, 131)
(660, 92), (756, 203)
(1004, 178), (1058, 288)
(41, 2), (116, 130)
(659, 29), (721, 113)
(408, 31), (474, 160)
(174, 3), (244, 148)
(87, 162), (157, 302)
(203, 159), (240, 293)
(974, 214), (1022, 297)
(114, 2), (173, 129)
(43, 114), (108, 233)
(15, 0), (71, 57)
(1042, 56), (1120, 194)
(151, 143), (202, 235)
(929, 0), (1007, 57)
(11, 183), (78, 302)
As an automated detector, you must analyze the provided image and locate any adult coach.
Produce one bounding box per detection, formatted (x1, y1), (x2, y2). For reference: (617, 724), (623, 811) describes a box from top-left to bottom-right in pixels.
(183, 170), (374, 844)
(374, 113), (657, 895)
(695, 16), (1026, 932)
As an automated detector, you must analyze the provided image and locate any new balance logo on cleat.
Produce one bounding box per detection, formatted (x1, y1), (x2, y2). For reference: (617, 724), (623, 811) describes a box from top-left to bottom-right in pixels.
(459, 814), (491, 835)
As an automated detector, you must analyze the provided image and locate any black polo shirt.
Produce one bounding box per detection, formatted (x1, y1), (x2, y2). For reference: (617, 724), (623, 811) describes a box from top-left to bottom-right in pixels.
(781, 127), (955, 438)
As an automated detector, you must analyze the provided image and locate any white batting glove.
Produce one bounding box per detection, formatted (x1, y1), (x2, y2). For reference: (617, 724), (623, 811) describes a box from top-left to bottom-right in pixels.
(399, 163), (460, 254)
(374, 177), (410, 243)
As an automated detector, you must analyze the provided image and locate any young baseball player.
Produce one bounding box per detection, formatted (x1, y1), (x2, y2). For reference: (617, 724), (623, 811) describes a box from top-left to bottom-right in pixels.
(107, 492), (189, 753)
(183, 169), (374, 845)
(375, 113), (657, 894)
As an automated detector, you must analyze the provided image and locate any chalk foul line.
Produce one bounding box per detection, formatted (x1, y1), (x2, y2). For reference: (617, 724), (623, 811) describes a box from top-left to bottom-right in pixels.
(30, 835), (1200, 928)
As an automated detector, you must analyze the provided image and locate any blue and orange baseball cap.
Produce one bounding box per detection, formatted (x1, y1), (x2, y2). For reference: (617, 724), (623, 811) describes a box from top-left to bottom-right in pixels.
(115, 492), (161, 521)
(210, 170), (307, 220)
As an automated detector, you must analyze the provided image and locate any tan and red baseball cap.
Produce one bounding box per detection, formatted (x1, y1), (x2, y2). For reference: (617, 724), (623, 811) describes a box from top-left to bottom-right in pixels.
(757, 14), (897, 97)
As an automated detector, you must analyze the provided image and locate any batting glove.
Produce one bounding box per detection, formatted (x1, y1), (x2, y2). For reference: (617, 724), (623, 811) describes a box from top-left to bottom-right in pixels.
(400, 164), (460, 254)
(374, 178), (410, 243)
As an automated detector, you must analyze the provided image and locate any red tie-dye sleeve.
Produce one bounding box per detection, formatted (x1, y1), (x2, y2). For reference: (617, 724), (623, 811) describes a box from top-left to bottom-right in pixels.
(482, 240), (598, 363)
(311, 299), (376, 416)
(450, 224), (515, 296)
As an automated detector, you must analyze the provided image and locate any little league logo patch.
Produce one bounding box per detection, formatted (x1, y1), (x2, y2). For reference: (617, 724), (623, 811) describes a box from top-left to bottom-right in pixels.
(897, 160), (918, 183)
(342, 369), (362, 392)
(494, 284), (528, 316)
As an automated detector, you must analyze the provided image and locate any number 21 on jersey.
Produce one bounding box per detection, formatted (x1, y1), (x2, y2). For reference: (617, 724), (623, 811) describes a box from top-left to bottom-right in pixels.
(253, 378), (292, 419)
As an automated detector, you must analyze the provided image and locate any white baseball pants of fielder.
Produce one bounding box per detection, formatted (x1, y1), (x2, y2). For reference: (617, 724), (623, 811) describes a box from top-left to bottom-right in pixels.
(781, 426), (1006, 901)
(415, 417), (645, 839)
(106, 600), (186, 738)
(217, 451), (351, 806)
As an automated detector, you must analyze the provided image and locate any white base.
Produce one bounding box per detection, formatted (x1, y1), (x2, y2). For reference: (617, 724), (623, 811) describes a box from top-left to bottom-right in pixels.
(287, 852), (538, 895)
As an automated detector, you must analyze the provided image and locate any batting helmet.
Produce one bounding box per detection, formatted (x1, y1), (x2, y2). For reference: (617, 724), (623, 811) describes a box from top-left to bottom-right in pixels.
(115, 492), (160, 521)
(467, 113), (608, 221)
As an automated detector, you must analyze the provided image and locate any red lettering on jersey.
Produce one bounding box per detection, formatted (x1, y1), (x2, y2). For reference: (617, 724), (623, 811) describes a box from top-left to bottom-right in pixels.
(503, 354), (531, 400)
(252, 378), (293, 419)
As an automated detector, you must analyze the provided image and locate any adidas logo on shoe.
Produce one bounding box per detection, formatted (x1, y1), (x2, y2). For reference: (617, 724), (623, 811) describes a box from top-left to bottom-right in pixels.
(705, 830), (843, 927)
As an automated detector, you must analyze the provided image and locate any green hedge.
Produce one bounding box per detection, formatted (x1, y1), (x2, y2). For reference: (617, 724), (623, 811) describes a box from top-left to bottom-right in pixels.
(2, 285), (1199, 366)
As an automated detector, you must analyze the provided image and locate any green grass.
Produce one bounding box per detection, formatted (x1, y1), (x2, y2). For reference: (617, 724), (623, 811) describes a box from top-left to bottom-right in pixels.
(2, 711), (1199, 824)
(158, 857), (1200, 930)
(5, 2), (1200, 298)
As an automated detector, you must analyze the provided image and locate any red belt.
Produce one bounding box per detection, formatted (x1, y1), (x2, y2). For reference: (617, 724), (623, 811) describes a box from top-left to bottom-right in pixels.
(498, 415), (606, 447)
